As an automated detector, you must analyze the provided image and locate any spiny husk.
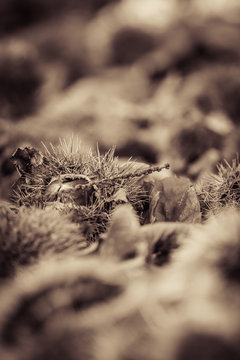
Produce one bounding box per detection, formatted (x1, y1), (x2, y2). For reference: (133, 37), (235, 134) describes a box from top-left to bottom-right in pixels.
(11, 139), (153, 241)
(197, 157), (240, 217)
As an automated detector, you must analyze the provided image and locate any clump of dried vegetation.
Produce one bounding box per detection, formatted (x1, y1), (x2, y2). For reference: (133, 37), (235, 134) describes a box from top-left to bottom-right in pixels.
(198, 157), (240, 217)
(10, 139), (170, 242)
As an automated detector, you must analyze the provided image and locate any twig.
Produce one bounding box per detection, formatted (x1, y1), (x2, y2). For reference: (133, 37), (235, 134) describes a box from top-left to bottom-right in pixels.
(76, 163), (170, 190)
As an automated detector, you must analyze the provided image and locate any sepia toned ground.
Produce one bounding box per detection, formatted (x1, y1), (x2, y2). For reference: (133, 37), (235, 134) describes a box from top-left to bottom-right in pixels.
(0, 1), (240, 359)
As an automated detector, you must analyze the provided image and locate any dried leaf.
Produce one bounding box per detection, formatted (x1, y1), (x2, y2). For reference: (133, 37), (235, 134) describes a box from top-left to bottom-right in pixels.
(148, 176), (201, 223)
(100, 204), (146, 261)
(11, 147), (44, 174)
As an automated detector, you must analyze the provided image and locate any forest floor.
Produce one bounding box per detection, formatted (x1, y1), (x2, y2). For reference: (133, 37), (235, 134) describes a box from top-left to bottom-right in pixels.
(0, 1), (240, 359)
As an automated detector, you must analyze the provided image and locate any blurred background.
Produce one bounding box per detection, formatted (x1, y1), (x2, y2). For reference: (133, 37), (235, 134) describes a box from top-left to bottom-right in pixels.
(0, 0), (240, 200)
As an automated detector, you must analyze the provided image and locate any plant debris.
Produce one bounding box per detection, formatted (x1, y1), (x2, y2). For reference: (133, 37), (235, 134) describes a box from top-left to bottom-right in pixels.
(1, 1), (240, 359)
(10, 140), (170, 242)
